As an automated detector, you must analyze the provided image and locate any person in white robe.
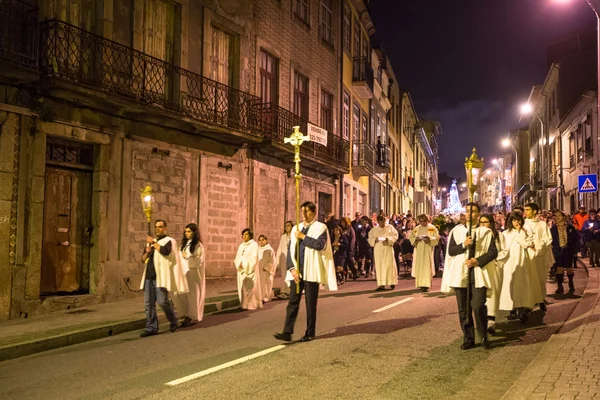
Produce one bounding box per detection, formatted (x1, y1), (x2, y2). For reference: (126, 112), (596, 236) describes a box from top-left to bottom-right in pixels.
(275, 221), (293, 300)
(258, 235), (276, 303)
(499, 212), (536, 322)
(173, 223), (206, 326)
(234, 228), (262, 311)
(140, 220), (189, 337)
(441, 203), (498, 349)
(409, 214), (439, 292)
(368, 215), (399, 290)
(524, 202), (554, 313)
(478, 214), (505, 335)
(274, 201), (337, 343)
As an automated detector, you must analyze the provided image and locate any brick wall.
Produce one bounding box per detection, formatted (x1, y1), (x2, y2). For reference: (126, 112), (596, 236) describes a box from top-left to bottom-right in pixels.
(253, 161), (286, 251)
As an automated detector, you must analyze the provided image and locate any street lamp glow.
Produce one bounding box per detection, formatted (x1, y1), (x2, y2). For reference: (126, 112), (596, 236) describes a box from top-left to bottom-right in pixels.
(492, 158), (499, 165)
(501, 138), (510, 148)
(462, 183), (467, 188)
(486, 170), (491, 175)
(520, 103), (533, 115)
(530, 157), (535, 163)
(442, 187), (447, 192)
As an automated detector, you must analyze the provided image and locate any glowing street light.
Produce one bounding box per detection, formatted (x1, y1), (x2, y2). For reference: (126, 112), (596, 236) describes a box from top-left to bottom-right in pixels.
(520, 103), (533, 115)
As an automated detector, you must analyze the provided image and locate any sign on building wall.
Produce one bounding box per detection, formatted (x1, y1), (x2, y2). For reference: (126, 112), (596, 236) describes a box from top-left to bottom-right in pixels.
(307, 123), (327, 146)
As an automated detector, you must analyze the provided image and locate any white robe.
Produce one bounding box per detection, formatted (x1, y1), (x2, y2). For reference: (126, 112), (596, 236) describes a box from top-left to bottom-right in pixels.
(259, 244), (276, 302)
(276, 233), (291, 295)
(499, 229), (536, 310)
(368, 224), (399, 286)
(288, 221), (337, 291)
(234, 240), (263, 310)
(409, 224), (439, 288)
(140, 236), (189, 294)
(173, 242), (206, 321)
(486, 235), (505, 318)
(440, 225), (494, 293)
(524, 217), (554, 303)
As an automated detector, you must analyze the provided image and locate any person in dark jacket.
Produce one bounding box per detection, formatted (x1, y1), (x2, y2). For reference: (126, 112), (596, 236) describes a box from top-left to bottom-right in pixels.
(551, 211), (579, 294)
(332, 226), (348, 285)
(356, 216), (373, 277)
(582, 209), (600, 268)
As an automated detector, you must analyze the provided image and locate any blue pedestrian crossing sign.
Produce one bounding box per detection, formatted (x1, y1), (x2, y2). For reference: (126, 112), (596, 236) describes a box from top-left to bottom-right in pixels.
(578, 174), (598, 193)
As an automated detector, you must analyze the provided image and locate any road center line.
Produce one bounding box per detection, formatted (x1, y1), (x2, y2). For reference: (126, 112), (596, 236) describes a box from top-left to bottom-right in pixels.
(165, 345), (286, 386)
(373, 297), (414, 313)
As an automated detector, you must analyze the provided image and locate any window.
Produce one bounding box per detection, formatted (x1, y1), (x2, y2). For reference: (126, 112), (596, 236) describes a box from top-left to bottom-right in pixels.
(342, 2), (351, 54)
(259, 50), (279, 104)
(353, 103), (360, 143)
(353, 17), (360, 58)
(376, 112), (381, 140)
(294, 0), (309, 24)
(342, 91), (350, 140)
(361, 33), (369, 61)
(293, 71), (309, 120)
(210, 27), (232, 85)
(362, 111), (368, 143)
(320, 90), (333, 133)
(320, 0), (333, 45)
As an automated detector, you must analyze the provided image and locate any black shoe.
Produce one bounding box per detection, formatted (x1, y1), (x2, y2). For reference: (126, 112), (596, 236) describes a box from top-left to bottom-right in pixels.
(140, 330), (157, 338)
(375, 286), (385, 291)
(555, 285), (564, 295)
(507, 310), (518, 321)
(539, 302), (547, 312)
(273, 332), (292, 342)
(421, 287), (429, 292)
(482, 338), (491, 349)
(519, 312), (529, 324)
(170, 324), (178, 333)
(569, 283), (575, 293)
(181, 316), (193, 326)
(487, 325), (496, 336)
(460, 342), (475, 350)
(299, 335), (316, 342)
(390, 285), (395, 290)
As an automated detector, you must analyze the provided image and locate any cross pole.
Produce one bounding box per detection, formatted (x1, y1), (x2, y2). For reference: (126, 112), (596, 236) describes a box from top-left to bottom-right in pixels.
(284, 126), (310, 294)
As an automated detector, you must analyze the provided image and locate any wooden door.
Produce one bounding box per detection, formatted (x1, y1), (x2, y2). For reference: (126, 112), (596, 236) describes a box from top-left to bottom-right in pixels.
(40, 167), (92, 295)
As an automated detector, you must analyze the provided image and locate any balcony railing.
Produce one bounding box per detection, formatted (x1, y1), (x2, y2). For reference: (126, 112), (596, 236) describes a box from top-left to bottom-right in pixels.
(544, 164), (558, 188)
(0, 0), (38, 69)
(258, 102), (349, 169)
(375, 142), (390, 173)
(39, 19), (261, 134)
(352, 57), (374, 99)
(352, 141), (375, 176)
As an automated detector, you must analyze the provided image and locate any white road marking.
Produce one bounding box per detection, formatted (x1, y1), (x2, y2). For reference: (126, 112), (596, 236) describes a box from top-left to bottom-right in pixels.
(373, 297), (414, 313)
(165, 345), (286, 386)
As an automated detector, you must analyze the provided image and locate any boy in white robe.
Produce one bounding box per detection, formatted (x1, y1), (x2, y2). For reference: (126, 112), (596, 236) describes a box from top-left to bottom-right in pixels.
(524, 202), (554, 313)
(368, 215), (399, 290)
(258, 235), (276, 303)
(409, 214), (439, 292)
(234, 229), (262, 311)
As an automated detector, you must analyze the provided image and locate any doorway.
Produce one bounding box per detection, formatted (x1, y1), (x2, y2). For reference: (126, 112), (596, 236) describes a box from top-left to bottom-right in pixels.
(318, 192), (332, 222)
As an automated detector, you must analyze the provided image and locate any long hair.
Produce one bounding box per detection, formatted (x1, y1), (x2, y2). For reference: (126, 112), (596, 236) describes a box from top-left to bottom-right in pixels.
(283, 220), (293, 234)
(180, 223), (201, 253)
(480, 213), (498, 241)
(506, 212), (525, 232)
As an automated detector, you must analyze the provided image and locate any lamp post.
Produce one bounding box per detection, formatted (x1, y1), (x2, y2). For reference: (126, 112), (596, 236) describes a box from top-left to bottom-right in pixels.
(140, 185), (154, 236)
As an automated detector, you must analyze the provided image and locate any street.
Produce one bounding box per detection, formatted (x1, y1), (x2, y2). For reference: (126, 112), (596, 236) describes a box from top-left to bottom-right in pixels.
(0, 269), (587, 400)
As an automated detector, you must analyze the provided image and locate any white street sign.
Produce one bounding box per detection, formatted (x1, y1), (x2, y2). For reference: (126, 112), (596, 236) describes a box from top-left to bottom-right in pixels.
(307, 123), (327, 147)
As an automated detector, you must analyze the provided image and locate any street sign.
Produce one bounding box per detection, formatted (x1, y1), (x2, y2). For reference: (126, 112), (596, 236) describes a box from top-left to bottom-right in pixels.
(307, 123), (327, 147)
(578, 174), (598, 193)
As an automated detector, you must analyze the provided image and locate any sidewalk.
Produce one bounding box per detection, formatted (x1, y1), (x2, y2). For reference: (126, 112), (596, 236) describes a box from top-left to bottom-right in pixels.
(502, 259), (600, 400)
(0, 276), (284, 362)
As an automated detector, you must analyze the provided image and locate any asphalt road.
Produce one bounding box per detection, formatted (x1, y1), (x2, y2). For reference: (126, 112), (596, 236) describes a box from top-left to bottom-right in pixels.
(0, 268), (588, 400)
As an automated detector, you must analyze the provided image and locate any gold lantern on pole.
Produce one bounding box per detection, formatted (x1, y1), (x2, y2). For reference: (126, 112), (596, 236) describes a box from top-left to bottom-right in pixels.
(140, 185), (154, 236)
(464, 148), (484, 203)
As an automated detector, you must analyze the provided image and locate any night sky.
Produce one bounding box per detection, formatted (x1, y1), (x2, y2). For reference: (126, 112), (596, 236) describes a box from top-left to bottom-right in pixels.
(369, 0), (597, 180)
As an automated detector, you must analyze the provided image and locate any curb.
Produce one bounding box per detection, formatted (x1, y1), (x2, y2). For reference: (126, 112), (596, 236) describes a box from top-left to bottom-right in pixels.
(0, 288), (281, 362)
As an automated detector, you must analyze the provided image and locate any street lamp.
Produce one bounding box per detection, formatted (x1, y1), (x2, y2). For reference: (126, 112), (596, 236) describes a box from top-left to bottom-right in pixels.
(140, 185), (154, 235)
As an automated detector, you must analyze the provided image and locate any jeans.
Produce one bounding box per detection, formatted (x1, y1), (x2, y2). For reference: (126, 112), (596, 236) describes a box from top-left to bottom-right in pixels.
(144, 279), (178, 332)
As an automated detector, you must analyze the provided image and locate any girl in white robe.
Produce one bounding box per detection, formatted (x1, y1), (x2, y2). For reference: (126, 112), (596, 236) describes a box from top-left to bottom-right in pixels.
(258, 235), (276, 303)
(368, 215), (399, 290)
(275, 221), (293, 299)
(409, 215), (439, 292)
(234, 229), (262, 310)
(174, 223), (206, 325)
(479, 214), (506, 335)
(499, 212), (535, 321)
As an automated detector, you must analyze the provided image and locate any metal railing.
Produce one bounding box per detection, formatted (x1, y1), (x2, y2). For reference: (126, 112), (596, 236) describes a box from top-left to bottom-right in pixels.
(258, 102), (349, 168)
(376, 142), (390, 169)
(0, 0), (38, 69)
(39, 19), (261, 134)
(352, 57), (374, 88)
(544, 164), (558, 187)
(352, 141), (375, 172)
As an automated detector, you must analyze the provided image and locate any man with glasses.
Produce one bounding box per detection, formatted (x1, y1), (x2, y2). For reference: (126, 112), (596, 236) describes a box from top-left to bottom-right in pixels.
(139, 220), (188, 337)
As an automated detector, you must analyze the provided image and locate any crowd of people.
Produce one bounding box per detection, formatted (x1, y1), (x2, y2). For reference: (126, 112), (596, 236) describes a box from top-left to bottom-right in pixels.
(137, 200), (589, 350)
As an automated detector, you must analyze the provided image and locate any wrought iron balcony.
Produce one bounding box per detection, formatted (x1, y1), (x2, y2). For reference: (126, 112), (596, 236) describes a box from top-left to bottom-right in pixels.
(352, 57), (374, 99)
(39, 19), (261, 136)
(531, 171), (542, 190)
(0, 0), (38, 70)
(544, 164), (558, 188)
(375, 142), (390, 173)
(257, 102), (349, 174)
(352, 141), (375, 176)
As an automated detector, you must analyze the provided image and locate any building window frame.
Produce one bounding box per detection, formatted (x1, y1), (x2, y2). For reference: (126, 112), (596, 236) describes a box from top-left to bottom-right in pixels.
(320, 89), (333, 133)
(319, 0), (334, 46)
(259, 49), (279, 104)
(342, 91), (350, 140)
(353, 17), (360, 59)
(342, 1), (351, 55)
(293, 0), (310, 25)
(293, 70), (309, 120)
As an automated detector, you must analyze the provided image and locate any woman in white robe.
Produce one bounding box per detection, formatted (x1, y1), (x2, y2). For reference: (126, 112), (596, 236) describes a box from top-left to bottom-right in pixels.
(368, 215), (399, 290)
(234, 228), (262, 310)
(479, 214), (506, 335)
(258, 235), (276, 303)
(499, 212), (535, 322)
(275, 221), (293, 299)
(174, 223), (206, 325)
(409, 214), (439, 292)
